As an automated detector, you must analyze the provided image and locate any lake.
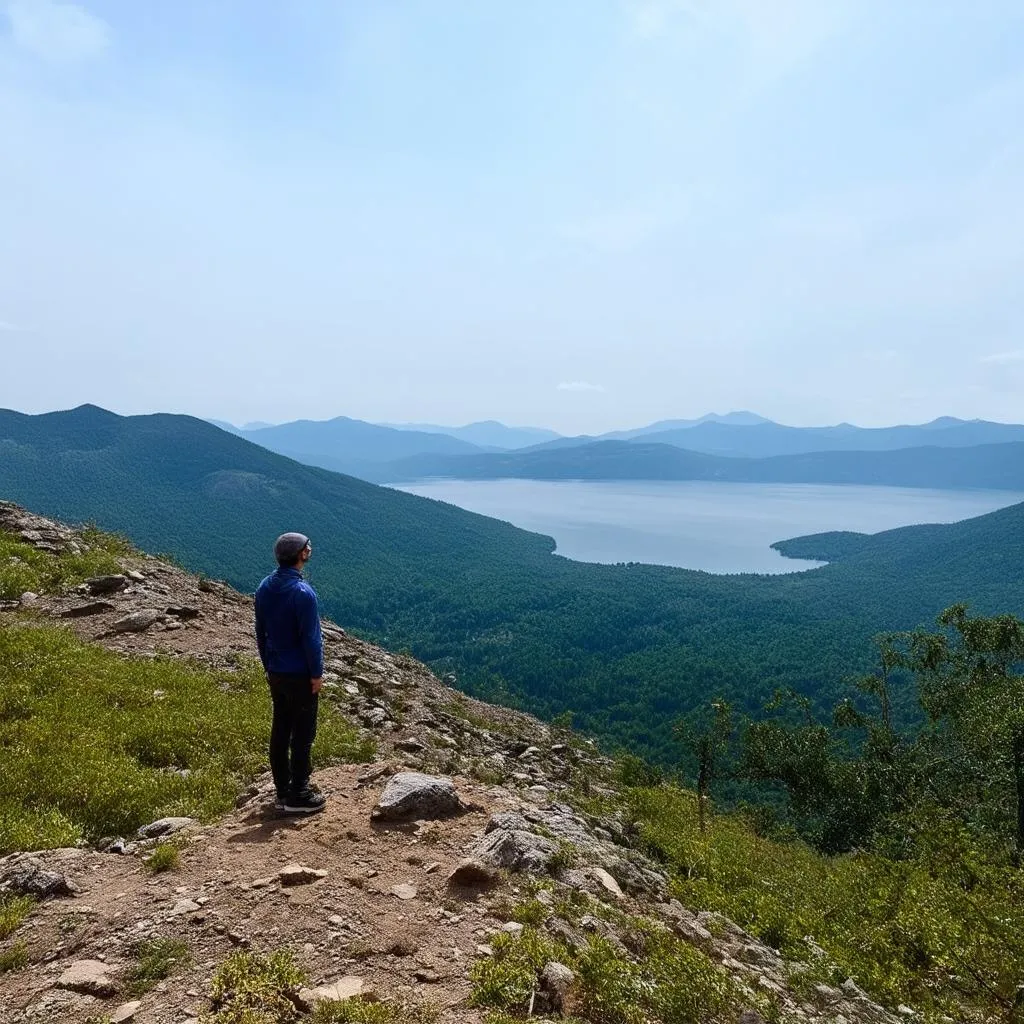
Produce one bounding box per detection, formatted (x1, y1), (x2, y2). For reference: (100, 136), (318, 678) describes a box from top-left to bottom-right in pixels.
(392, 479), (1024, 574)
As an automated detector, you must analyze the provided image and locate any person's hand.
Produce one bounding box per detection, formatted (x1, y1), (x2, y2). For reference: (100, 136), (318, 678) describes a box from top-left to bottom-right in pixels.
(311, 677), (323, 694)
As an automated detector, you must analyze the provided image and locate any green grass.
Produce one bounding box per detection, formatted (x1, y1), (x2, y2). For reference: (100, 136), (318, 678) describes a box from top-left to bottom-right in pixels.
(469, 926), (735, 1024)
(0, 527), (129, 600)
(0, 622), (375, 853)
(311, 1000), (439, 1023)
(629, 785), (1024, 1022)
(0, 895), (33, 939)
(205, 949), (307, 1023)
(124, 937), (190, 997)
(144, 841), (181, 874)
(0, 941), (28, 973)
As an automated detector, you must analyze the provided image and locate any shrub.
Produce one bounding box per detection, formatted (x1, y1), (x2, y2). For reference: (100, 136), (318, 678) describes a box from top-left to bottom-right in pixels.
(628, 784), (1024, 1020)
(311, 1000), (439, 1023)
(205, 949), (306, 1023)
(144, 841), (181, 874)
(470, 929), (560, 1012)
(0, 941), (28, 973)
(0, 623), (375, 853)
(470, 926), (733, 1024)
(124, 937), (190, 996)
(0, 896), (33, 940)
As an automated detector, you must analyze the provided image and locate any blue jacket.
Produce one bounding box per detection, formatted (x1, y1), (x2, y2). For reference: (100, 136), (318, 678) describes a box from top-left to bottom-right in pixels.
(254, 567), (324, 678)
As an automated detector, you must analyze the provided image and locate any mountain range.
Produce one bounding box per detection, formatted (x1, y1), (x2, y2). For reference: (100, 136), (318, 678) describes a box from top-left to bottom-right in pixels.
(3, 403), (1023, 762)
(207, 412), (1024, 488)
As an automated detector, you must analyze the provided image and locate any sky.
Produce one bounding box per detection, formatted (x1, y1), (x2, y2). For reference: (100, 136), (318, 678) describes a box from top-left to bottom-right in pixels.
(0, 0), (1022, 434)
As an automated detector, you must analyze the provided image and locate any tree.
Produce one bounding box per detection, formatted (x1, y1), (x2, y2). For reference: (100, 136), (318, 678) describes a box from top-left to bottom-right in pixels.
(674, 700), (733, 831)
(905, 604), (1024, 862)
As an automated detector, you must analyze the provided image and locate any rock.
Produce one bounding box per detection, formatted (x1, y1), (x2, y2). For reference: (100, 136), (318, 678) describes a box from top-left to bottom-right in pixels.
(60, 601), (116, 618)
(395, 738), (426, 753)
(165, 605), (201, 620)
(501, 921), (524, 935)
(297, 976), (366, 1008)
(484, 811), (533, 834)
(126, 570), (147, 582)
(371, 772), (464, 821)
(108, 608), (163, 635)
(110, 1000), (142, 1022)
(169, 898), (201, 916)
(58, 959), (117, 997)
(391, 883), (417, 900)
(738, 1012), (767, 1024)
(541, 961), (575, 1011)
(279, 864), (328, 886)
(1, 858), (76, 899)
(473, 828), (559, 873)
(84, 574), (128, 596)
(588, 866), (624, 899)
(19, 591), (38, 604)
(447, 858), (500, 888)
(137, 816), (196, 840)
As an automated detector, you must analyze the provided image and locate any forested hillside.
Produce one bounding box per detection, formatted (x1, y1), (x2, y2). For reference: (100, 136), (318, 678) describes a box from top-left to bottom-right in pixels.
(2, 405), (1023, 763)
(377, 437), (1024, 489)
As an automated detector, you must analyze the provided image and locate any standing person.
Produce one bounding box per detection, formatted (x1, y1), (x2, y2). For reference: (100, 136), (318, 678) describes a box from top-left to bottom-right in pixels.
(254, 532), (327, 814)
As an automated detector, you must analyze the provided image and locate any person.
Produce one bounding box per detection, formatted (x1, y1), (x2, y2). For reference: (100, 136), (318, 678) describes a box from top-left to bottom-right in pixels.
(254, 531), (327, 814)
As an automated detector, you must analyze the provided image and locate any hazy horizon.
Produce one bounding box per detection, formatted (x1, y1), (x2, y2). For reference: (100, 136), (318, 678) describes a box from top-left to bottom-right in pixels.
(2, 1), (1022, 434)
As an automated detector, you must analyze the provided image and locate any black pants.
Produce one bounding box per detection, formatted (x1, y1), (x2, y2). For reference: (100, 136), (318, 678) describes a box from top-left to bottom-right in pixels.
(267, 673), (319, 798)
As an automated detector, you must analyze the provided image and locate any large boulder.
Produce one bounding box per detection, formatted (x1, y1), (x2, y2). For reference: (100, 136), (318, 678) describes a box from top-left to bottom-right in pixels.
(371, 773), (464, 821)
(137, 816), (196, 840)
(0, 857), (77, 899)
(58, 959), (118, 997)
(473, 828), (559, 873)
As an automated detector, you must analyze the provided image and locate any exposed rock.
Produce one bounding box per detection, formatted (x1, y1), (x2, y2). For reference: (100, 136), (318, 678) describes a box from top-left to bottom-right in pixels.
(110, 1000), (142, 1023)
(447, 858), (500, 888)
(108, 608), (163, 635)
(0, 857), (76, 899)
(484, 811), (532, 834)
(279, 864), (328, 886)
(83, 575), (128, 596)
(391, 883), (418, 900)
(58, 959), (118, 996)
(297, 976), (367, 1008)
(165, 605), (201, 620)
(137, 816), (196, 840)
(371, 772), (464, 821)
(60, 601), (116, 618)
(588, 866), (624, 898)
(541, 961), (575, 1012)
(473, 828), (559, 873)
(19, 591), (38, 604)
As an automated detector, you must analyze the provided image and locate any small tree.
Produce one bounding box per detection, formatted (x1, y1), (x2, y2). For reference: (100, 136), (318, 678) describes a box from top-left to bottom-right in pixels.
(907, 604), (1024, 862)
(674, 700), (733, 831)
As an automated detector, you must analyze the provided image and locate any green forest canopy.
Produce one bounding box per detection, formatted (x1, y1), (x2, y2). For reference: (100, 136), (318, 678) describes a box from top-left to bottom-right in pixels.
(2, 404), (1023, 763)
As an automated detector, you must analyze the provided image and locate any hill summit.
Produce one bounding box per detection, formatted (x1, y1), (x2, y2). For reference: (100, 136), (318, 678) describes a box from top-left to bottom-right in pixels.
(0, 501), (920, 1024)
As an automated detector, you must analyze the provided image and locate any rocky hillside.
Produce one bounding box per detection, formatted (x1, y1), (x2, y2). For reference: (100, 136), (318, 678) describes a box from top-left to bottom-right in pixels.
(0, 502), (908, 1024)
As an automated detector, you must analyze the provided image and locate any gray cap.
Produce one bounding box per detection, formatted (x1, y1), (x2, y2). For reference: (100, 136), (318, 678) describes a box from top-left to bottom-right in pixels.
(274, 532), (309, 565)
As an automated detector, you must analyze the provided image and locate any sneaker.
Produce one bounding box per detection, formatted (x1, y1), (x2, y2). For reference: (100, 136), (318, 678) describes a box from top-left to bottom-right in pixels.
(281, 789), (327, 815)
(273, 793), (288, 811)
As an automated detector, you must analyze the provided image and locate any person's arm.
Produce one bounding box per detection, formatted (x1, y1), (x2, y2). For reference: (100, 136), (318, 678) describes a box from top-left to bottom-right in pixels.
(254, 588), (269, 671)
(296, 585), (325, 689)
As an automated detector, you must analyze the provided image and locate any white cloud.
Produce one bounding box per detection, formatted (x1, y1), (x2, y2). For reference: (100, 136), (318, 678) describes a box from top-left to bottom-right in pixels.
(980, 350), (1024, 365)
(557, 381), (606, 393)
(4, 0), (110, 63)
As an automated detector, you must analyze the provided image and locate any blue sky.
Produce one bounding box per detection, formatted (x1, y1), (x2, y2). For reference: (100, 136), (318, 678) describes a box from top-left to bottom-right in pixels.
(1, 0), (1022, 432)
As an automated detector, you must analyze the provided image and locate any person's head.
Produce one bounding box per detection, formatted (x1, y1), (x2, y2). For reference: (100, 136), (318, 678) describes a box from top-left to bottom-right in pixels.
(273, 532), (311, 569)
